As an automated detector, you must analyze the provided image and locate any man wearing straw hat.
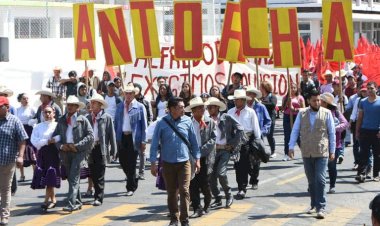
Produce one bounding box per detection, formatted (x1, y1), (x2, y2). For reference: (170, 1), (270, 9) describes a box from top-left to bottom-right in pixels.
(184, 97), (216, 218)
(86, 93), (117, 206)
(114, 84), (147, 197)
(288, 89), (336, 219)
(34, 89), (62, 124)
(46, 66), (66, 112)
(246, 85), (271, 190)
(205, 97), (246, 209)
(53, 95), (94, 212)
(222, 72), (244, 110)
(227, 89), (261, 200)
(319, 70), (334, 94)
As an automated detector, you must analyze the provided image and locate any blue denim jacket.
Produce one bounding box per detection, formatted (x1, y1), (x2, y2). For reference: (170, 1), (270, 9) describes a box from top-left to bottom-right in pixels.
(115, 100), (147, 151)
(252, 101), (272, 136)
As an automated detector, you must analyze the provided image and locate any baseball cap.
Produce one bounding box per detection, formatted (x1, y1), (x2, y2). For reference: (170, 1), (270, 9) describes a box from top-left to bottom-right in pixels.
(0, 96), (9, 106)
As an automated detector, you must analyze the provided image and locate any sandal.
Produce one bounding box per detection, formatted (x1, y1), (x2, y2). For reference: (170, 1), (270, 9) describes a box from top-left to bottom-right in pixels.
(18, 176), (25, 182)
(47, 202), (57, 209)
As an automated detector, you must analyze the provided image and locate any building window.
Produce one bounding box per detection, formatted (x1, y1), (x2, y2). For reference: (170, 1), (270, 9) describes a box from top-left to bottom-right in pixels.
(299, 21), (311, 44)
(60, 18), (73, 38)
(14, 18), (49, 39)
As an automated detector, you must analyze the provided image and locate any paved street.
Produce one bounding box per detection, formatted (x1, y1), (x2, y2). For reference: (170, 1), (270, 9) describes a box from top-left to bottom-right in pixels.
(9, 118), (376, 226)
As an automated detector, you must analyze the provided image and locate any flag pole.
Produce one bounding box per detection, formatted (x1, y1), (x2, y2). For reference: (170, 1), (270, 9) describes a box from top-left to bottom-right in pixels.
(148, 58), (155, 100)
(255, 58), (260, 89)
(85, 60), (89, 87)
(338, 61), (344, 112)
(118, 65), (125, 90)
(188, 60), (191, 84)
(226, 62), (233, 88)
(287, 67), (294, 128)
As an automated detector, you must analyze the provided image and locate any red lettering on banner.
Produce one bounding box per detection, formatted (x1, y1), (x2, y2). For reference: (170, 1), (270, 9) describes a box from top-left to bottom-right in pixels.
(150, 58), (158, 69)
(130, 1), (154, 56)
(214, 41), (224, 65)
(215, 72), (226, 88)
(182, 60), (189, 69)
(218, 3), (245, 62)
(169, 47), (180, 69)
(192, 73), (203, 93)
(131, 73), (143, 83)
(205, 74), (215, 92)
(278, 74), (287, 96)
(144, 75), (155, 96)
(98, 8), (132, 65)
(240, 0), (269, 57)
(203, 44), (214, 65)
(270, 9), (301, 67)
(76, 5), (95, 59)
(263, 74), (270, 81)
(193, 60), (200, 67)
(271, 74), (278, 93)
(325, 2), (353, 60)
(160, 47), (169, 69)
(174, 2), (203, 59)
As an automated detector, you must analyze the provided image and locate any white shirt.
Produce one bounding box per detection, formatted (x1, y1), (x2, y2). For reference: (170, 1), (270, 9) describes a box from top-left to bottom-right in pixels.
(333, 94), (348, 106)
(157, 100), (167, 118)
(16, 105), (35, 125)
(123, 101), (133, 132)
(227, 105), (261, 138)
(105, 95), (117, 121)
(350, 98), (361, 122)
(66, 113), (77, 143)
(31, 121), (60, 150)
(215, 117), (226, 145)
(192, 118), (202, 148)
(320, 83), (334, 94)
(92, 111), (102, 142)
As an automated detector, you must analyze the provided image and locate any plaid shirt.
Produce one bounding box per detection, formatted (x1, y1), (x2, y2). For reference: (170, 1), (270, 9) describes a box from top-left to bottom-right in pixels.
(46, 76), (66, 98)
(0, 113), (28, 165)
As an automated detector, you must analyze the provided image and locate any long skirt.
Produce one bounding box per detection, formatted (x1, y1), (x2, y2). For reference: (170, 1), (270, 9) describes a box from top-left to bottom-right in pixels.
(23, 125), (37, 167)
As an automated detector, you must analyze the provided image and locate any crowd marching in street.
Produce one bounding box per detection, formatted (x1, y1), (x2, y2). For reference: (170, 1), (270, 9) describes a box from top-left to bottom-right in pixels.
(0, 64), (380, 226)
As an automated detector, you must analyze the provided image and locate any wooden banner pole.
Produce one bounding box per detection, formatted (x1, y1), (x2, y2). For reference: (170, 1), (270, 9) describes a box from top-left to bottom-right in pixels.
(226, 62), (233, 88)
(85, 60), (89, 87)
(255, 58), (260, 89)
(338, 61), (344, 113)
(118, 65), (125, 90)
(287, 67), (294, 128)
(148, 58), (155, 100)
(188, 60), (191, 84)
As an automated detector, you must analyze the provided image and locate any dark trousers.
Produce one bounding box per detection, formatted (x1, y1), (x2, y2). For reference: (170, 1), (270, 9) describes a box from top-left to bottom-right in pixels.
(234, 145), (250, 192)
(327, 148), (341, 188)
(162, 160), (191, 222)
(351, 122), (360, 164)
(11, 171), (17, 194)
(190, 157), (212, 210)
(283, 114), (300, 155)
(89, 145), (106, 202)
(358, 129), (380, 177)
(249, 158), (261, 185)
(210, 150), (231, 198)
(119, 134), (138, 192)
(266, 114), (276, 154)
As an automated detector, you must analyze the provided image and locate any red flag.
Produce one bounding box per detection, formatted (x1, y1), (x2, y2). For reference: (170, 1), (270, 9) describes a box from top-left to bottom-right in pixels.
(299, 37), (307, 70)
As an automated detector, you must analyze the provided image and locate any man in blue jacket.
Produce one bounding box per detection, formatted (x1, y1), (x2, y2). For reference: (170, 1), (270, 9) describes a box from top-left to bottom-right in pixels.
(114, 84), (147, 197)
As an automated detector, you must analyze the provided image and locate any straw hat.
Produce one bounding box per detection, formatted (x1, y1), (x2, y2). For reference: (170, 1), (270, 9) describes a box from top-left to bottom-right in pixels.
(335, 69), (347, 77)
(0, 85), (14, 97)
(320, 93), (337, 107)
(227, 89), (252, 101)
(35, 89), (56, 98)
(124, 84), (137, 93)
(66, 95), (85, 109)
(87, 93), (108, 109)
(185, 97), (205, 112)
(53, 66), (62, 72)
(204, 97), (227, 112)
(323, 69), (333, 77)
(245, 85), (262, 99)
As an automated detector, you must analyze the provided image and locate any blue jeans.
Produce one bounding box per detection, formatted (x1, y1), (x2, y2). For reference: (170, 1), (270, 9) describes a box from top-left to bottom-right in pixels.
(283, 114), (299, 155)
(303, 157), (328, 211)
(328, 148), (342, 188)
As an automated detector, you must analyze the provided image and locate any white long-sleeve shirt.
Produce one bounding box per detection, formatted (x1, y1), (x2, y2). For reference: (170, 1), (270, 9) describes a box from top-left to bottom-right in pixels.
(16, 106), (35, 125)
(31, 121), (60, 150)
(227, 105), (261, 138)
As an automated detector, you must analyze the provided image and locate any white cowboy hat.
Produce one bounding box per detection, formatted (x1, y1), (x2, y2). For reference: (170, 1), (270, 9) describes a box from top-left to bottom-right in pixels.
(348, 62), (357, 70)
(228, 89), (252, 101)
(124, 84), (136, 93)
(204, 97), (227, 112)
(185, 97), (205, 112)
(323, 69), (333, 77)
(0, 85), (14, 97)
(53, 66), (62, 71)
(87, 93), (108, 109)
(335, 69), (347, 77)
(245, 85), (262, 99)
(320, 92), (337, 107)
(35, 89), (56, 98)
(66, 95), (85, 109)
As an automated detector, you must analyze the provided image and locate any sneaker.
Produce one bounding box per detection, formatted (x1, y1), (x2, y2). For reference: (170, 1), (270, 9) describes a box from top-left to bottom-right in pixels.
(168, 219), (178, 226)
(328, 187), (336, 194)
(307, 207), (315, 214)
(138, 174), (145, 180)
(0, 217), (9, 226)
(235, 190), (246, 200)
(374, 177), (380, 182)
(18, 176), (25, 182)
(316, 210), (326, 219)
(270, 153), (277, 159)
(282, 155), (290, 161)
(355, 175), (365, 183)
(251, 183), (258, 190)
(210, 198), (222, 208)
(126, 191), (134, 196)
(92, 200), (102, 206)
(338, 155), (344, 164)
(180, 220), (189, 226)
(83, 190), (93, 198)
(352, 164), (358, 170)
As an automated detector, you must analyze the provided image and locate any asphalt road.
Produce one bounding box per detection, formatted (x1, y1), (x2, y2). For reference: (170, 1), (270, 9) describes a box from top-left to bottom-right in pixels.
(8, 118), (376, 226)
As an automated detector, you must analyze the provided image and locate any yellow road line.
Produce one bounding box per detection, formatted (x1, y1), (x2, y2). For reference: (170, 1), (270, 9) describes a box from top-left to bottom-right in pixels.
(17, 205), (92, 226)
(311, 207), (361, 226)
(276, 173), (305, 185)
(192, 203), (253, 226)
(252, 199), (307, 226)
(77, 204), (146, 226)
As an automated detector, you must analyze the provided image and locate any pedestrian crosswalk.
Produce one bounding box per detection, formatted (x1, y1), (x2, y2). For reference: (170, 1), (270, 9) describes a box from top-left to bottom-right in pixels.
(12, 199), (368, 226)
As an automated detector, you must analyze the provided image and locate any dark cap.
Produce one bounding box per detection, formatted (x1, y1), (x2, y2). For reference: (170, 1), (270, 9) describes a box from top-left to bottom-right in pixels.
(370, 194), (380, 221)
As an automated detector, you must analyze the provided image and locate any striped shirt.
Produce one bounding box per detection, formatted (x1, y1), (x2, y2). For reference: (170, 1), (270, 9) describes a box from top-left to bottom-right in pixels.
(0, 113), (28, 165)
(46, 76), (66, 98)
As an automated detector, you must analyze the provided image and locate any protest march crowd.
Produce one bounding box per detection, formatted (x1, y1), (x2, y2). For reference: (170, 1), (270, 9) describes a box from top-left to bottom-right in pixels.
(0, 63), (380, 226)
